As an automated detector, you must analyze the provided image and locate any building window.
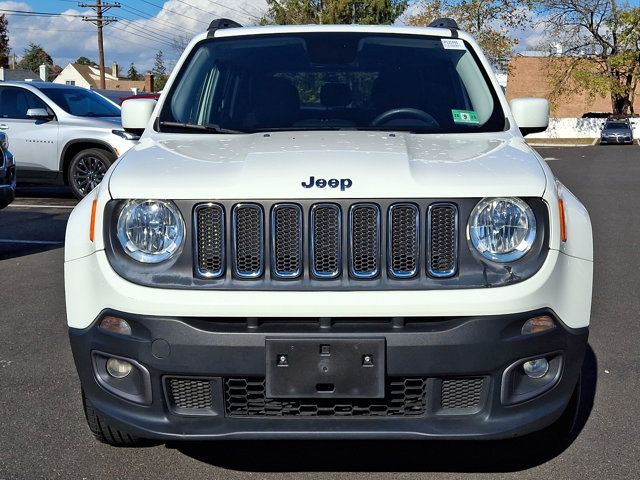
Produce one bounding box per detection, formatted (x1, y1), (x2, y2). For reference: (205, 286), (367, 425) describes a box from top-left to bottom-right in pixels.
(65, 81), (75, 86)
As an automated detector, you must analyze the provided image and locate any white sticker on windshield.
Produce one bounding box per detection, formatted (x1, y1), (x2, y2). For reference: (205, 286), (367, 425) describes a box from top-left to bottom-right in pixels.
(441, 39), (466, 50)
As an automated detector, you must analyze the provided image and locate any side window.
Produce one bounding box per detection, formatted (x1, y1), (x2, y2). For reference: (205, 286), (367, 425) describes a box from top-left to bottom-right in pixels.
(0, 87), (49, 120)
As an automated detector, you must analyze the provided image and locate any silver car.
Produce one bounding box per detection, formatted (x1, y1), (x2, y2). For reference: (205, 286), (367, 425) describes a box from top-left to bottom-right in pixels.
(0, 130), (15, 208)
(0, 82), (138, 198)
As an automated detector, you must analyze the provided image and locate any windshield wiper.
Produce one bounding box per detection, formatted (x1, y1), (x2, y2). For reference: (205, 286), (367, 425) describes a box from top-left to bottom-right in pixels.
(158, 121), (245, 134)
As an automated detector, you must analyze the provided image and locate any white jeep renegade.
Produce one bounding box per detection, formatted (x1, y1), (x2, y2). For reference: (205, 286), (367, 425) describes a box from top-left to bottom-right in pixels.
(64, 19), (593, 446)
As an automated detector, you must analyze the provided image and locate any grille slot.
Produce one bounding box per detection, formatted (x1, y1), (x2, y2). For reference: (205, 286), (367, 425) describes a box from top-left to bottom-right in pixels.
(427, 204), (458, 277)
(310, 204), (341, 278)
(388, 203), (419, 278)
(349, 204), (381, 278)
(194, 204), (225, 278)
(440, 377), (485, 409)
(225, 377), (427, 417)
(166, 378), (214, 413)
(271, 204), (303, 278)
(232, 204), (264, 278)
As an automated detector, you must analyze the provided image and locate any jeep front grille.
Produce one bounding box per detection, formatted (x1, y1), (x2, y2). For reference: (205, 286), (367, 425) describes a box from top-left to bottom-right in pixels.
(310, 204), (341, 278)
(232, 204), (264, 278)
(194, 201), (459, 282)
(271, 204), (303, 278)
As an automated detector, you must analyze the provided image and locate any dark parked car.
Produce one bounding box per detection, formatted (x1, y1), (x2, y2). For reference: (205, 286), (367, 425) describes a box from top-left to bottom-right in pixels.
(0, 131), (16, 209)
(600, 118), (634, 145)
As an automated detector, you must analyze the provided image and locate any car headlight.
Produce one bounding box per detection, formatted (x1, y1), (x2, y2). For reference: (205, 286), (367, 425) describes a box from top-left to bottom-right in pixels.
(468, 197), (536, 263)
(116, 200), (185, 263)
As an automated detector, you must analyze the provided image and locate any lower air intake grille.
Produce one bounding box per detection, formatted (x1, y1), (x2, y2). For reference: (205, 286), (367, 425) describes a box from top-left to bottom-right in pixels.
(166, 378), (213, 412)
(428, 204), (458, 277)
(195, 204), (225, 278)
(311, 204), (341, 278)
(350, 204), (380, 278)
(272, 204), (303, 278)
(225, 377), (427, 417)
(233, 204), (264, 278)
(440, 377), (485, 409)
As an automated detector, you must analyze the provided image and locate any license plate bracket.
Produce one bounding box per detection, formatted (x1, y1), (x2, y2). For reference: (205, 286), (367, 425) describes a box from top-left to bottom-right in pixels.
(266, 338), (385, 398)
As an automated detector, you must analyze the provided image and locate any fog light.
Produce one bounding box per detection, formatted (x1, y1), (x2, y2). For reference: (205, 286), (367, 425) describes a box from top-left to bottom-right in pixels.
(523, 358), (549, 379)
(100, 316), (132, 336)
(106, 358), (133, 378)
(522, 315), (555, 335)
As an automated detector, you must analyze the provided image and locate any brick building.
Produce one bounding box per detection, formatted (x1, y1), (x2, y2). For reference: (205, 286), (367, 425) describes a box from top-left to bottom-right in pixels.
(506, 56), (640, 117)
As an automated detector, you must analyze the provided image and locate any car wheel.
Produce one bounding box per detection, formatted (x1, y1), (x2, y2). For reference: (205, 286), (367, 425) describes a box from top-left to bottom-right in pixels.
(82, 390), (152, 447)
(68, 148), (115, 199)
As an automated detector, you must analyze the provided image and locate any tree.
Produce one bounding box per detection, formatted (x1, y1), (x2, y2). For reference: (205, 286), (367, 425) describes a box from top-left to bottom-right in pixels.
(151, 50), (168, 91)
(127, 62), (140, 81)
(75, 56), (96, 66)
(405, 0), (531, 72)
(17, 43), (53, 73)
(0, 14), (9, 68)
(532, 0), (640, 115)
(261, 0), (409, 25)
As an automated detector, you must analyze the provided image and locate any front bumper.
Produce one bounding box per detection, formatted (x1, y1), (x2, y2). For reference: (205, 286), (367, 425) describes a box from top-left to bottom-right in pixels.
(70, 309), (588, 441)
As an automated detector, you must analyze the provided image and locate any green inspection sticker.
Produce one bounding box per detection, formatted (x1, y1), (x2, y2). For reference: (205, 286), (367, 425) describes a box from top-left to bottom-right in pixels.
(452, 109), (480, 124)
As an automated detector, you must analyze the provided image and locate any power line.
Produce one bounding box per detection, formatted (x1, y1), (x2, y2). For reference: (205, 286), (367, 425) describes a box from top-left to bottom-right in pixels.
(114, 17), (177, 46)
(118, 4), (199, 35)
(79, 1), (120, 89)
(135, 0), (209, 25)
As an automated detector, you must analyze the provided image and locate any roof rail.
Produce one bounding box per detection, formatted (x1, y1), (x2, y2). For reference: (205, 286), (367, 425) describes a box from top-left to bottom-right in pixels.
(207, 18), (242, 38)
(427, 18), (459, 30)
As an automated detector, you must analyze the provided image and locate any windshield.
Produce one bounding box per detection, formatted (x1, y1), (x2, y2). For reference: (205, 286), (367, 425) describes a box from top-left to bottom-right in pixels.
(40, 88), (121, 117)
(605, 122), (629, 130)
(159, 33), (505, 134)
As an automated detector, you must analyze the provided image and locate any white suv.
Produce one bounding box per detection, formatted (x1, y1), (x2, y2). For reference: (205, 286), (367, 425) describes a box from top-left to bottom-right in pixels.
(65, 19), (593, 446)
(0, 82), (137, 198)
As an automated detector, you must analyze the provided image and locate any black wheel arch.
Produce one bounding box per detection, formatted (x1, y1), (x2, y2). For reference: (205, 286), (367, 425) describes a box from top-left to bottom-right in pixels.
(60, 139), (117, 185)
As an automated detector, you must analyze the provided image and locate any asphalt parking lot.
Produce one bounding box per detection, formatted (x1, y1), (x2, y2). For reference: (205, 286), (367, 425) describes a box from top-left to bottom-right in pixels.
(1, 145), (639, 479)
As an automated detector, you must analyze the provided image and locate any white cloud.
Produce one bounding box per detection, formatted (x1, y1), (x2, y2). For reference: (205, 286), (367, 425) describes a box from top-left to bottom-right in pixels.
(2, 0), (267, 72)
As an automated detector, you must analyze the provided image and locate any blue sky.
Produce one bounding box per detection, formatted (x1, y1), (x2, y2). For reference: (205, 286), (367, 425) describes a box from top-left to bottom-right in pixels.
(2, 1), (639, 73)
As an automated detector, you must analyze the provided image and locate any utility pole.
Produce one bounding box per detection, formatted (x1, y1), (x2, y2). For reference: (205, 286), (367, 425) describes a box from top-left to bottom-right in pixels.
(79, 1), (119, 89)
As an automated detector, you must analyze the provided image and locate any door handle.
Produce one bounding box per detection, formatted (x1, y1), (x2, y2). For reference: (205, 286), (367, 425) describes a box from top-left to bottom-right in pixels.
(0, 124), (8, 130)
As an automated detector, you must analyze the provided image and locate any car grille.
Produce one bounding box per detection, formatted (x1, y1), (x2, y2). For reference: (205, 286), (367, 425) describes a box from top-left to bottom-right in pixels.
(224, 377), (428, 417)
(194, 201), (458, 281)
(440, 377), (485, 410)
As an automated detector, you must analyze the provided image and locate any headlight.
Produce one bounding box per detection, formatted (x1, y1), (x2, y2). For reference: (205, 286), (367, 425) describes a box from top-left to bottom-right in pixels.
(468, 197), (536, 262)
(116, 200), (185, 263)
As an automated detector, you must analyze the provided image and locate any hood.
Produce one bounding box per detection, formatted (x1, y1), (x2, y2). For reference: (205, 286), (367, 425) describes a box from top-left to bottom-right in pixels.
(66, 116), (122, 129)
(109, 131), (547, 199)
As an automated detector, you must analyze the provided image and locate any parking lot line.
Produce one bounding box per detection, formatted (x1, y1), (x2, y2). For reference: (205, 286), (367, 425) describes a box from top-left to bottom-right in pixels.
(0, 239), (63, 245)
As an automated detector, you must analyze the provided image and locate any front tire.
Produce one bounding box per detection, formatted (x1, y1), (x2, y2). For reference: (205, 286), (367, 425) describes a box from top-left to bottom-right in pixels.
(67, 148), (115, 199)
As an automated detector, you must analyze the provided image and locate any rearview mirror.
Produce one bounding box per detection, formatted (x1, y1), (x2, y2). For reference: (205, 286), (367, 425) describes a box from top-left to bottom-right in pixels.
(121, 98), (157, 135)
(26, 108), (52, 120)
(510, 98), (550, 136)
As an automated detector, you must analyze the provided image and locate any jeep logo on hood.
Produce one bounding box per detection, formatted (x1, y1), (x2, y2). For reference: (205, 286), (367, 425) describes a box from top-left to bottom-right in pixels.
(302, 176), (352, 191)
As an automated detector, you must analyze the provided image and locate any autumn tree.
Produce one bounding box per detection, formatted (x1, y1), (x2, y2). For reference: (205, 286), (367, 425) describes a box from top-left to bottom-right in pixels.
(261, 0), (409, 25)
(17, 43), (53, 73)
(532, 0), (640, 115)
(405, 0), (531, 72)
(0, 14), (9, 68)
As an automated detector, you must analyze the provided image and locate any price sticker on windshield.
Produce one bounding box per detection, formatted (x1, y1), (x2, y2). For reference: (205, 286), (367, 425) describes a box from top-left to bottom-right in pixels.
(441, 39), (466, 50)
(452, 109), (480, 124)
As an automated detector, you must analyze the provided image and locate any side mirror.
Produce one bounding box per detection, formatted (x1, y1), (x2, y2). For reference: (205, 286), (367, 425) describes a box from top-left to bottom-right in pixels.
(510, 98), (550, 136)
(121, 98), (157, 135)
(27, 108), (52, 120)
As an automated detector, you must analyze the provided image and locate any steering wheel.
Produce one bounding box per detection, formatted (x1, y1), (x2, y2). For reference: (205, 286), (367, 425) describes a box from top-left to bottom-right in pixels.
(371, 108), (439, 128)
